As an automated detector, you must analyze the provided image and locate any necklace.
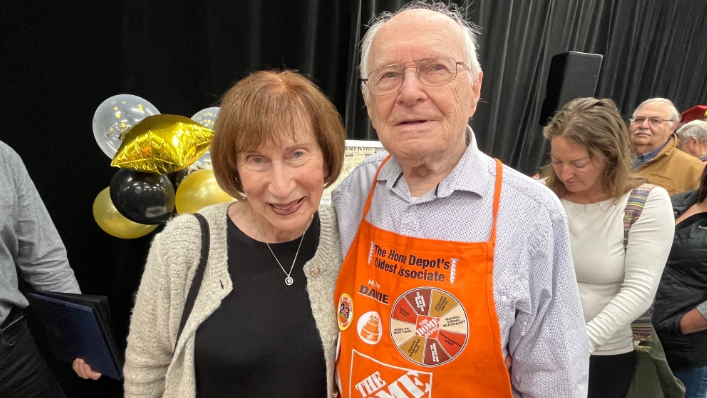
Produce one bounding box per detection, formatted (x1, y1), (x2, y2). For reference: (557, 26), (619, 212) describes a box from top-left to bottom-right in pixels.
(252, 213), (306, 286)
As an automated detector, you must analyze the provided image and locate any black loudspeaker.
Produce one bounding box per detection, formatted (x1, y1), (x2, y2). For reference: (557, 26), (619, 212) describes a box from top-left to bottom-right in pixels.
(539, 51), (604, 125)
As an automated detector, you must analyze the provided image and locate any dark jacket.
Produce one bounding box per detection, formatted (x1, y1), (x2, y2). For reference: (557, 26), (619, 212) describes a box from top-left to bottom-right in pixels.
(653, 190), (707, 371)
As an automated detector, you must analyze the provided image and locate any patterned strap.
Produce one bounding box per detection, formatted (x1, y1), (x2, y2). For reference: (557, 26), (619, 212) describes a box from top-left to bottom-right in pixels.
(623, 185), (652, 250)
(623, 183), (656, 351)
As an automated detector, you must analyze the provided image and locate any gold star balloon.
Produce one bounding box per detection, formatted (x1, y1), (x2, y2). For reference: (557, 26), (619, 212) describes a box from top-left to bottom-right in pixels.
(111, 114), (213, 174)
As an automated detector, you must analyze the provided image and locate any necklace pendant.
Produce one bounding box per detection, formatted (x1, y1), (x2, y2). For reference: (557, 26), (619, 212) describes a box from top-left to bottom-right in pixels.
(285, 276), (294, 286)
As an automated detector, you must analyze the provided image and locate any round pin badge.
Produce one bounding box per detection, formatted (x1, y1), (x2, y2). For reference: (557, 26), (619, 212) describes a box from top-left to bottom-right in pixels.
(337, 294), (354, 330)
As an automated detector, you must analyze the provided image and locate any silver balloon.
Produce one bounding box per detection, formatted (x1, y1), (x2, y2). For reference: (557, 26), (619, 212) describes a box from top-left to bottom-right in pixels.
(92, 94), (160, 159)
(190, 107), (219, 169)
(191, 106), (219, 129)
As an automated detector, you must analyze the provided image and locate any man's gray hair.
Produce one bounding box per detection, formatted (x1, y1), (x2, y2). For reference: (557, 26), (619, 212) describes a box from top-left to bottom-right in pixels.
(632, 98), (680, 127)
(676, 120), (707, 143)
(359, 1), (482, 96)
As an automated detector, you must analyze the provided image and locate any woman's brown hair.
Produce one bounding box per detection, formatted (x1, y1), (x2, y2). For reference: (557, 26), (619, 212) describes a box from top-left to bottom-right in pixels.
(211, 70), (346, 199)
(541, 97), (644, 199)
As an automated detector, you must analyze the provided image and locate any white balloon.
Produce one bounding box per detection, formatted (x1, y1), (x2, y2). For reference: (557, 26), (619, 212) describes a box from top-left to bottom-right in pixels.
(190, 150), (212, 170)
(92, 94), (160, 159)
(190, 106), (219, 129)
(190, 107), (219, 169)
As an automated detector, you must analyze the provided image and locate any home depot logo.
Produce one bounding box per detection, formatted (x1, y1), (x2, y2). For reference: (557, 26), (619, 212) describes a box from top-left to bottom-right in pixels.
(349, 351), (432, 398)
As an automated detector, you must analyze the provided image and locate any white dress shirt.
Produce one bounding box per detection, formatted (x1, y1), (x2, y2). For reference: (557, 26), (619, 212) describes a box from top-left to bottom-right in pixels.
(332, 132), (590, 398)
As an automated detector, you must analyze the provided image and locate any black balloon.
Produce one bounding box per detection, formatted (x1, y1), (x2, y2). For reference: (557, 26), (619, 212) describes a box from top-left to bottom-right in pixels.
(110, 169), (175, 224)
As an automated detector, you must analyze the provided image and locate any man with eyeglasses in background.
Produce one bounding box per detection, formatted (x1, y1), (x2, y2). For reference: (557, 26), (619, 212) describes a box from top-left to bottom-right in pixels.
(629, 98), (705, 195)
(331, 1), (589, 397)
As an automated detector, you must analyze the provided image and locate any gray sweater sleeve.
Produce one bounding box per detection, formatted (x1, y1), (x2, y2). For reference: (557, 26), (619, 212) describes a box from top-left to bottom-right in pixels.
(697, 301), (707, 320)
(1, 141), (79, 296)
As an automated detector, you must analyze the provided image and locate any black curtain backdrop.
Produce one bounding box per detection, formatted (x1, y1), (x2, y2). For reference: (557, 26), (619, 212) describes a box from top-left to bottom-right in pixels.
(1, 1), (705, 396)
(345, 0), (707, 173)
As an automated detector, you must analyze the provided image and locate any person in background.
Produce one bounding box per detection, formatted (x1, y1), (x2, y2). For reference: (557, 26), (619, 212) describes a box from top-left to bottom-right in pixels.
(676, 120), (707, 163)
(678, 105), (707, 129)
(629, 98), (704, 195)
(543, 97), (675, 398)
(0, 140), (100, 398)
(123, 70), (345, 398)
(653, 166), (707, 398)
(332, 2), (589, 397)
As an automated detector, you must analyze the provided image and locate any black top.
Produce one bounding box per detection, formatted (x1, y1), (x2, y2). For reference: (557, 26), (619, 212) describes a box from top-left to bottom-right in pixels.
(653, 190), (707, 371)
(194, 213), (326, 397)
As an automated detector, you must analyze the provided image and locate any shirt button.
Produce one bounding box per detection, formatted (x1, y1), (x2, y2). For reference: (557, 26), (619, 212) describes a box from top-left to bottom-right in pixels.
(310, 267), (321, 277)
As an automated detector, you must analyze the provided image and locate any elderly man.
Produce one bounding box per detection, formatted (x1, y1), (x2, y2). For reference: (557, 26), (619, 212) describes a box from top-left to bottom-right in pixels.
(629, 98), (705, 195)
(676, 120), (707, 163)
(331, 2), (589, 397)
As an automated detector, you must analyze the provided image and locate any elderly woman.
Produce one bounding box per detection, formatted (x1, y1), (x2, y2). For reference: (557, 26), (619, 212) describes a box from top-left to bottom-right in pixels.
(122, 70), (345, 397)
(653, 166), (707, 398)
(542, 98), (675, 398)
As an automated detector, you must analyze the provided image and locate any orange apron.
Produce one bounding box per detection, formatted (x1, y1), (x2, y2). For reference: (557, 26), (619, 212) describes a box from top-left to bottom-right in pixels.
(334, 155), (513, 398)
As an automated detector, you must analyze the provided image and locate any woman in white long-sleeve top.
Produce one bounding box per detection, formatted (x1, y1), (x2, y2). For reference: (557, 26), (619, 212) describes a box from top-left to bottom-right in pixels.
(542, 97), (675, 398)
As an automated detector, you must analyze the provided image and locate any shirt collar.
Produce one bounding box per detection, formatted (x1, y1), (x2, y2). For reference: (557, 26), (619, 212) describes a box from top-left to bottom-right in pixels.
(633, 136), (672, 168)
(376, 126), (490, 200)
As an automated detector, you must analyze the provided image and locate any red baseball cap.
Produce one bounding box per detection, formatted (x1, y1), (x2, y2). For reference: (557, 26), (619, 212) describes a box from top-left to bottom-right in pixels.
(680, 105), (707, 123)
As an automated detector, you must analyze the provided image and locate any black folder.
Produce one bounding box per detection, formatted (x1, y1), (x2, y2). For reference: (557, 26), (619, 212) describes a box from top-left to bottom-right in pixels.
(25, 291), (124, 380)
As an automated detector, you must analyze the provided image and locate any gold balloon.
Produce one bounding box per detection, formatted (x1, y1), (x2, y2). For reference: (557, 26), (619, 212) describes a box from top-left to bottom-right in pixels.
(175, 169), (234, 214)
(93, 187), (158, 239)
(111, 115), (213, 174)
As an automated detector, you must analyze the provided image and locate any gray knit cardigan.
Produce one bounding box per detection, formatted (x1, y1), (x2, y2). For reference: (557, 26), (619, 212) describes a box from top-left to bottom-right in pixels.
(123, 202), (342, 398)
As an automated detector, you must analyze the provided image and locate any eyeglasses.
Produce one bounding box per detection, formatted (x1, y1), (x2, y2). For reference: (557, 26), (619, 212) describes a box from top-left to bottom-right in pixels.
(362, 57), (467, 96)
(630, 116), (675, 126)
